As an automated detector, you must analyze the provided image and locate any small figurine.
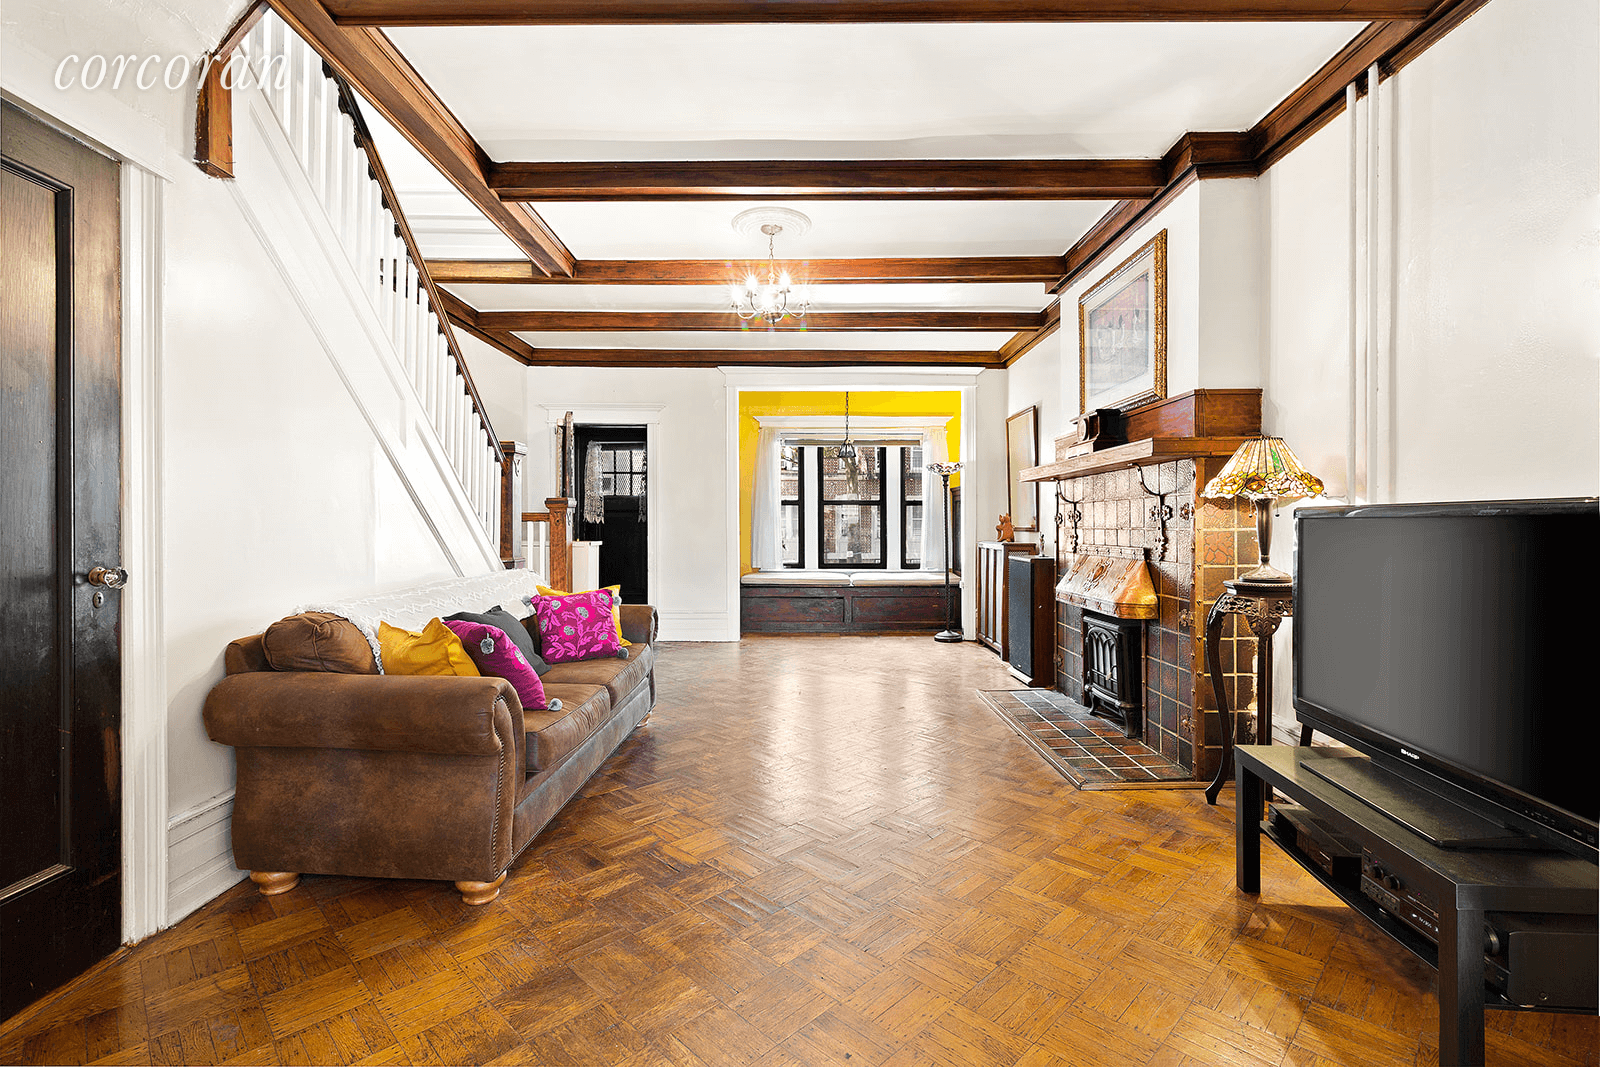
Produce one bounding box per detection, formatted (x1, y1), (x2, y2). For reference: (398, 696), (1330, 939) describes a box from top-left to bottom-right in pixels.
(996, 514), (1015, 541)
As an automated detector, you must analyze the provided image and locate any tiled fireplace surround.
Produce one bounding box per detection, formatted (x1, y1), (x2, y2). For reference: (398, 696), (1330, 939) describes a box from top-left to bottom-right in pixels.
(1053, 459), (1261, 783)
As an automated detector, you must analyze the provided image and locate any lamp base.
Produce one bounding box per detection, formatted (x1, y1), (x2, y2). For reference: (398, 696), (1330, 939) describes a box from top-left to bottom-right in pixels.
(1235, 562), (1292, 585)
(934, 629), (964, 643)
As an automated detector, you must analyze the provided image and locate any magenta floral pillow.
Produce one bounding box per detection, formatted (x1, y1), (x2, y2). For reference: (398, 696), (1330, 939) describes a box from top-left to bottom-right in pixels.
(442, 619), (561, 712)
(533, 590), (623, 664)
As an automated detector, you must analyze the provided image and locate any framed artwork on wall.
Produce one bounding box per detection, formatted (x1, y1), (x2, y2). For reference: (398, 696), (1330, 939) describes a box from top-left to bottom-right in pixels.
(1005, 406), (1039, 532)
(1078, 229), (1167, 415)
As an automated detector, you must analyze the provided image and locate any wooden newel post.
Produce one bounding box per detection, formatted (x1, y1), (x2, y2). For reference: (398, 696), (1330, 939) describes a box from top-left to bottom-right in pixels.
(544, 497), (573, 592)
(498, 440), (526, 568)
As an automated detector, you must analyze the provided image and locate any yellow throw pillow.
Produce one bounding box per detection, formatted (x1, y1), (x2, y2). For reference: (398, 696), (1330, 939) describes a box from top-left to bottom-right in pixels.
(378, 618), (481, 677)
(536, 583), (630, 646)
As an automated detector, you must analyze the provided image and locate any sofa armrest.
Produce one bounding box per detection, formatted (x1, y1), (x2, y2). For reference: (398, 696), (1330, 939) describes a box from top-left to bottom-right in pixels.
(204, 673), (522, 758)
(620, 604), (658, 645)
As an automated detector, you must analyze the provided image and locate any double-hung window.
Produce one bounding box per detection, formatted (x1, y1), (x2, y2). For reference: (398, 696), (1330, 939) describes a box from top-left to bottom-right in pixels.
(819, 445), (886, 568)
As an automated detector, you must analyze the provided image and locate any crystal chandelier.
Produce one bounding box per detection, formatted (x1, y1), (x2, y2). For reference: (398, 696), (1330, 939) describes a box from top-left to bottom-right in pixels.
(731, 224), (810, 323)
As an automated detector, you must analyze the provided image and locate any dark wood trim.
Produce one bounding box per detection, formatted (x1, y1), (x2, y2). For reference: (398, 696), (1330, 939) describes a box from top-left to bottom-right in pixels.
(1161, 131), (1258, 182)
(216, 0), (271, 58)
(326, 0), (1434, 25)
(333, 81), (502, 463)
(510, 348), (1008, 368)
(193, 56), (235, 179)
(474, 310), (1043, 332)
(433, 256), (1068, 285)
(263, 0), (575, 276)
(438, 291), (540, 366)
(999, 299), (1062, 367)
(486, 159), (1166, 201)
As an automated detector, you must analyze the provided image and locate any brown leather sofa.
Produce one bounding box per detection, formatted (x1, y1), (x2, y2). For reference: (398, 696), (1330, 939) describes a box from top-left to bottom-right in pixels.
(203, 604), (657, 905)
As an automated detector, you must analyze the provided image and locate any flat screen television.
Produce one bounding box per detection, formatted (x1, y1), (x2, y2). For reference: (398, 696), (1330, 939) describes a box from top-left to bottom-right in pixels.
(1293, 498), (1599, 860)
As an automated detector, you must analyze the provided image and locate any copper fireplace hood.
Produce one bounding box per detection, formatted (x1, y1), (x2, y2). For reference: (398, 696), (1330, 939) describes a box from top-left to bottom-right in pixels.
(1055, 553), (1158, 620)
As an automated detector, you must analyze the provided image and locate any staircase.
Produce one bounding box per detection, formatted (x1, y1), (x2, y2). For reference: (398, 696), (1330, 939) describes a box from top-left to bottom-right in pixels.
(227, 11), (504, 570)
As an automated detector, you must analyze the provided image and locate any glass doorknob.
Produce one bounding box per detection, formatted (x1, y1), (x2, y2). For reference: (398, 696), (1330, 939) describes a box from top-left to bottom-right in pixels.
(87, 566), (128, 589)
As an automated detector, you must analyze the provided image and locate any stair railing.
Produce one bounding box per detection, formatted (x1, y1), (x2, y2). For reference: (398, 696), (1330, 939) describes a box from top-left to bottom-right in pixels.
(237, 11), (503, 546)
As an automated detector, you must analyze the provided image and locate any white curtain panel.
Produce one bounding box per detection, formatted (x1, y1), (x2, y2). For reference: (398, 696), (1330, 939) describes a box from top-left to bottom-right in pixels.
(922, 428), (949, 571)
(750, 426), (783, 571)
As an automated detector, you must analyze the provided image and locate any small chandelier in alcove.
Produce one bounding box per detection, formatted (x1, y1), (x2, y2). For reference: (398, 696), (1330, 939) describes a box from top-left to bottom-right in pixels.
(838, 391), (861, 493)
(729, 207), (813, 324)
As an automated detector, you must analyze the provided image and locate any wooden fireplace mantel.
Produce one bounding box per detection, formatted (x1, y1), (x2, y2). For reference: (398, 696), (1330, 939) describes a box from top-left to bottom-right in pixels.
(1020, 389), (1262, 483)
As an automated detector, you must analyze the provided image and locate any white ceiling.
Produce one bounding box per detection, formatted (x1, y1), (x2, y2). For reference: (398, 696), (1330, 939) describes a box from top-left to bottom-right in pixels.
(363, 19), (1367, 364)
(387, 23), (1362, 160)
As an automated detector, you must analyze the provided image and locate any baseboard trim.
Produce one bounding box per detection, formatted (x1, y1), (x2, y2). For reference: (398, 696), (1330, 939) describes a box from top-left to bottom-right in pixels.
(659, 610), (735, 642)
(166, 791), (245, 926)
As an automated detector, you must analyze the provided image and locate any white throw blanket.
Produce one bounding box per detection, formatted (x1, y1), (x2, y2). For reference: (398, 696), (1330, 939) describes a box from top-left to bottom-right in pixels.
(301, 569), (548, 673)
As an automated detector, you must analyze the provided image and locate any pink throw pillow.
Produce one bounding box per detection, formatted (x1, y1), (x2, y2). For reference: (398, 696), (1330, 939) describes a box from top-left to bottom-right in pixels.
(533, 590), (623, 664)
(443, 619), (560, 712)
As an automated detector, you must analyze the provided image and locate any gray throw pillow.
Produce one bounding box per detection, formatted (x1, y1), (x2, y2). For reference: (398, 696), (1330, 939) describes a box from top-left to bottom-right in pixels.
(444, 605), (550, 675)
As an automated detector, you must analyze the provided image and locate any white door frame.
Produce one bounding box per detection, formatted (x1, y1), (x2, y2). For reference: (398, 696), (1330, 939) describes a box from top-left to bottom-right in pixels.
(542, 405), (664, 606)
(120, 161), (169, 943)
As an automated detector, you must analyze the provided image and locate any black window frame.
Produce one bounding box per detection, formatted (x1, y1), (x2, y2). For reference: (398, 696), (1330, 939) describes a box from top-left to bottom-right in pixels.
(780, 444), (806, 569)
(816, 445), (888, 570)
(900, 445), (925, 570)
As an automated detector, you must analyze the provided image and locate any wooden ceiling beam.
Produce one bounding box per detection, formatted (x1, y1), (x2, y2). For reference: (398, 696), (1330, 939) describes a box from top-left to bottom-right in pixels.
(325, 0), (1435, 26)
(476, 310), (1043, 331)
(430, 256), (1068, 285)
(999, 299), (1062, 367)
(265, 0), (575, 276)
(513, 348), (1008, 368)
(487, 159), (1166, 201)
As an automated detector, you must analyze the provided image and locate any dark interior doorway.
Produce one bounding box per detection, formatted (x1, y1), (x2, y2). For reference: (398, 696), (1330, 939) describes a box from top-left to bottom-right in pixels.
(2, 102), (125, 1021)
(574, 425), (648, 603)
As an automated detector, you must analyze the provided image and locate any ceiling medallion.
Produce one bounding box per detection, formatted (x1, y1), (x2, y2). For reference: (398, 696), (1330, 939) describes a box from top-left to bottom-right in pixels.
(730, 207), (812, 324)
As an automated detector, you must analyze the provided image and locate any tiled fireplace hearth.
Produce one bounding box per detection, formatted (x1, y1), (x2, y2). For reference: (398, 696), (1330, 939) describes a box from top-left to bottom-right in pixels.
(1024, 390), (1265, 782)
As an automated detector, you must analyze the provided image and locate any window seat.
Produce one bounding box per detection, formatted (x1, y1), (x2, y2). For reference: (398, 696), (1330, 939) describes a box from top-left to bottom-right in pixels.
(740, 571), (959, 633)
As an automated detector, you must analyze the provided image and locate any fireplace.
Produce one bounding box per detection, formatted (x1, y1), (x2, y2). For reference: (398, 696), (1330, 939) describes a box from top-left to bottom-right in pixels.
(1082, 611), (1144, 736)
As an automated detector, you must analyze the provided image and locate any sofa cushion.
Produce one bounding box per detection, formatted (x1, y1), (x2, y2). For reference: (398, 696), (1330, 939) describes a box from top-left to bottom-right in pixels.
(445, 605), (550, 675)
(263, 612), (378, 674)
(532, 590), (624, 664)
(541, 642), (654, 708)
(537, 584), (631, 647)
(378, 619), (480, 677)
(443, 619), (557, 712)
(524, 683), (612, 772)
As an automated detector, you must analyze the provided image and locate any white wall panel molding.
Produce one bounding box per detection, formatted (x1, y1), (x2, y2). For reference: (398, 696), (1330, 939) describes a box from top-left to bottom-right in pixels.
(658, 610), (734, 642)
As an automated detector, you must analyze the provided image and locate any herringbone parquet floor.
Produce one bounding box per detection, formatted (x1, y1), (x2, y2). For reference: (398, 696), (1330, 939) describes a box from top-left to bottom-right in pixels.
(1, 637), (1594, 1066)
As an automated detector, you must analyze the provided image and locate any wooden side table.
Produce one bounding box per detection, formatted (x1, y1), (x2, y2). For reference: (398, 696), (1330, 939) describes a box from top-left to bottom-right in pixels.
(1204, 577), (1296, 805)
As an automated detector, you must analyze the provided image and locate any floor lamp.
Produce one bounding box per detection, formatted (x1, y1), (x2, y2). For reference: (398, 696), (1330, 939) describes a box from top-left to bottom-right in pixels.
(928, 461), (963, 643)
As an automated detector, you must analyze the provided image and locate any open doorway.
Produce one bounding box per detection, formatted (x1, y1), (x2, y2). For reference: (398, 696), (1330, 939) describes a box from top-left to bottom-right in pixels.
(574, 424), (649, 603)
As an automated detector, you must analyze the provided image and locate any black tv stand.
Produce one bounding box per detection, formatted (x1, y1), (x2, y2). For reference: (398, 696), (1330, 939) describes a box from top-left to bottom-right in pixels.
(1301, 756), (1552, 851)
(1235, 745), (1597, 1067)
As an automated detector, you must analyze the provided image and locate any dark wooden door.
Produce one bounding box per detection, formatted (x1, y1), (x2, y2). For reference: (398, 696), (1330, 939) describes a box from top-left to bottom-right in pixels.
(1, 102), (124, 1022)
(575, 426), (648, 603)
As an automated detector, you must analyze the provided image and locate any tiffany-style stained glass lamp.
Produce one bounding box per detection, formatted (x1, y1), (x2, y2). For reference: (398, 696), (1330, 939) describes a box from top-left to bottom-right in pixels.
(1200, 437), (1325, 585)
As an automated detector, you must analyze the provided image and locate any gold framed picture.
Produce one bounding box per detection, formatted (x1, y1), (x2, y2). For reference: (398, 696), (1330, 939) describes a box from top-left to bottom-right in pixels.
(1005, 406), (1039, 532)
(1078, 229), (1167, 415)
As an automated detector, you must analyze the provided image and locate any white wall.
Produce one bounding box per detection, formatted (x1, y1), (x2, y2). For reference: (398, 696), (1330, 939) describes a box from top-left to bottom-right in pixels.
(1261, 0), (1599, 727)
(525, 366), (734, 639)
(5, 0), (505, 929)
(1005, 331), (1067, 550)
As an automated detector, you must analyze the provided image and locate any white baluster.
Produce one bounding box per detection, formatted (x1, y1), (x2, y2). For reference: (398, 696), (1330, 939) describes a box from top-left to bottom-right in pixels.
(403, 269), (420, 389)
(384, 231), (403, 358)
(296, 38), (316, 166)
(343, 118), (362, 255)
